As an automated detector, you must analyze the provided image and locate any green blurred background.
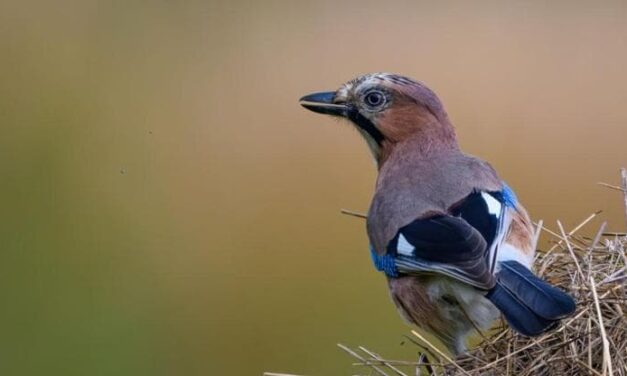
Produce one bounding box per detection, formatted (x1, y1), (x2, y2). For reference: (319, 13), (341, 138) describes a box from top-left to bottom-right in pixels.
(1, 1), (626, 375)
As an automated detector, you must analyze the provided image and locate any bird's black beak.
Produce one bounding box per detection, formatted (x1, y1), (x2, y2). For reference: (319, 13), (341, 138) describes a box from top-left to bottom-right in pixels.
(299, 91), (347, 117)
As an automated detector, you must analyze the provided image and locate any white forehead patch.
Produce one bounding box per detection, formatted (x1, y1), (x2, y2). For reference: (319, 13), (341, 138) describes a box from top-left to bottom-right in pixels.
(337, 73), (392, 99)
(354, 73), (388, 91)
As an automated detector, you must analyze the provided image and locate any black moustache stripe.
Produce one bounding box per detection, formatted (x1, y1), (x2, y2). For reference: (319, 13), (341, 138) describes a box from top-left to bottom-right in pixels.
(347, 109), (385, 145)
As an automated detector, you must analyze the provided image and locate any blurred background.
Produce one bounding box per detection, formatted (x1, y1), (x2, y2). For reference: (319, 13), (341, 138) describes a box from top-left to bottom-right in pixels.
(1, 1), (626, 375)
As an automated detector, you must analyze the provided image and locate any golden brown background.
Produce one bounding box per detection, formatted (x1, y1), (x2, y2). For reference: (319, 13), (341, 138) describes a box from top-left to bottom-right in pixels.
(1, 1), (626, 375)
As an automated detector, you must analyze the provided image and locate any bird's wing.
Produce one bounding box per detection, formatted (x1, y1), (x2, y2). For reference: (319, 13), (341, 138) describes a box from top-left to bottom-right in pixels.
(389, 191), (509, 289)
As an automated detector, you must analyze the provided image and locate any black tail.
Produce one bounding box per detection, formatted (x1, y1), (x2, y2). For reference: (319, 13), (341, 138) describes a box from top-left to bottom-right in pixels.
(486, 261), (576, 336)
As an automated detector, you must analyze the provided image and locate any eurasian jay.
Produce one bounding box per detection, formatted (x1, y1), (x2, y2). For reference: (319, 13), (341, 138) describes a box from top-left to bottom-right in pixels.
(299, 73), (576, 355)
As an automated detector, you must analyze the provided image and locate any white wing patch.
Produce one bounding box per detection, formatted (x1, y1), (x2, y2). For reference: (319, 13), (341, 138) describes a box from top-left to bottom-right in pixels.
(397, 233), (415, 256)
(481, 192), (502, 217)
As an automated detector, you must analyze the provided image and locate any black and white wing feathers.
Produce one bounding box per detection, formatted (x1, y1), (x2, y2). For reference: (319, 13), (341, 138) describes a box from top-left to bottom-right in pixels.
(387, 191), (506, 289)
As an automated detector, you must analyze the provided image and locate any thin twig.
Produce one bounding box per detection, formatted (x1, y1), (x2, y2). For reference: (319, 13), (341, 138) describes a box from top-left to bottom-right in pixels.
(338, 344), (390, 376)
(602, 232), (627, 237)
(534, 222), (569, 243)
(548, 211), (602, 252)
(358, 346), (408, 376)
(590, 277), (614, 376)
(597, 182), (627, 193)
(557, 220), (586, 281)
(340, 209), (367, 219)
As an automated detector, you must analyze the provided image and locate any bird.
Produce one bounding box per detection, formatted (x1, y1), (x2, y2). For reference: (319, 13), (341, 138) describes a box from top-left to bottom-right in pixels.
(299, 73), (576, 356)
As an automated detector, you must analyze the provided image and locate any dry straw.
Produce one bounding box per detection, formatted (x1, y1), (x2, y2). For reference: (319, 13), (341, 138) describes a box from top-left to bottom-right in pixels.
(265, 169), (627, 376)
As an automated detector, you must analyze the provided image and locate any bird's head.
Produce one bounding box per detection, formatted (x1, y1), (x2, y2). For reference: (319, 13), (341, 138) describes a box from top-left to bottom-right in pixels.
(300, 73), (457, 166)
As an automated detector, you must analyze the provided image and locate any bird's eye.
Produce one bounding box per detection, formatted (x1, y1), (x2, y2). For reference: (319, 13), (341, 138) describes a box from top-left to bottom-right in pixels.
(364, 91), (386, 108)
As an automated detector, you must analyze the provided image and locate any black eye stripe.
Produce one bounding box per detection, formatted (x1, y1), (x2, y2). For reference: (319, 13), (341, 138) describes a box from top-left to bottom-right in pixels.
(347, 108), (385, 145)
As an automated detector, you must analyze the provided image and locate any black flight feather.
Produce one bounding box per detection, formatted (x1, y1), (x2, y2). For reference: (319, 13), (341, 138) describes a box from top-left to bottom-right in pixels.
(497, 261), (576, 320)
(486, 282), (558, 336)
